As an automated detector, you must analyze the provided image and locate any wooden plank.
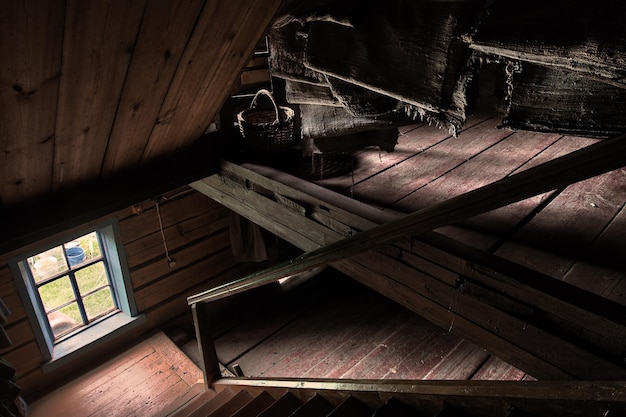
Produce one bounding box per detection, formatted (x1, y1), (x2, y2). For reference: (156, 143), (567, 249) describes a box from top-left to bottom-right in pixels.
(440, 134), (596, 251)
(471, 356), (527, 381)
(563, 202), (626, 304)
(495, 167), (626, 279)
(259, 290), (397, 379)
(331, 257), (571, 380)
(285, 79), (341, 106)
(192, 176), (330, 252)
(404, 234), (626, 354)
(131, 229), (230, 289)
(351, 250), (626, 379)
(0, 320), (35, 354)
(119, 191), (219, 244)
(311, 114), (486, 195)
(306, 310), (416, 379)
(135, 248), (238, 311)
(423, 339), (489, 380)
(53, 0), (146, 189)
(337, 312), (443, 380)
(394, 129), (562, 211)
(303, 2), (469, 127)
(4, 340), (44, 379)
(190, 161), (619, 376)
(141, 0), (282, 161)
(101, 0), (205, 175)
(233, 289), (371, 378)
(124, 209), (229, 269)
(0, 0), (63, 206)
(353, 117), (513, 206)
(148, 331), (203, 386)
(470, 1), (626, 88)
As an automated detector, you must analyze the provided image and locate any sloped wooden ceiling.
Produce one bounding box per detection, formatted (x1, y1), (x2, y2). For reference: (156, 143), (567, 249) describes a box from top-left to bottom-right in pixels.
(0, 0), (281, 212)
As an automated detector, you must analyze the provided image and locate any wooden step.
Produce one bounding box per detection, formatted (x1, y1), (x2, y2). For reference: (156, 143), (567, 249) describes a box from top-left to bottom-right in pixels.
(257, 392), (302, 417)
(372, 398), (417, 417)
(290, 394), (334, 417)
(183, 388), (235, 417)
(206, 390), (254, 417)
(327, 396), (372, 417)
(231, 391), (276, 417)
(165, 385), (213, 417)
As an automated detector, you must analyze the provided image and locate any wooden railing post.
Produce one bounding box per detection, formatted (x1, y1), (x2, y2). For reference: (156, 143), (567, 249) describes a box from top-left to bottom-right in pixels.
(192, 302), (221, 390)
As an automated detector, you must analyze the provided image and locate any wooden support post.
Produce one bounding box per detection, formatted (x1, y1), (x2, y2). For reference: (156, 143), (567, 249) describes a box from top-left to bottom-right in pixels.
(189, 132), (626, 305)
(192, 303), (221, 389)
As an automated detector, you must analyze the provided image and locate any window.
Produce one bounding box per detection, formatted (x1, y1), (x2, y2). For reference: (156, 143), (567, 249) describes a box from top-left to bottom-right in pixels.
(10, 220), (144, 369)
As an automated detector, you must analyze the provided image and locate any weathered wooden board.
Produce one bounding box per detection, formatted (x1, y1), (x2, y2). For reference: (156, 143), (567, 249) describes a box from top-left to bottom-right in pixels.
(299, 104), (399, 139)
(101, 0), (204, 176)
(28, 331), (204, 417)
(142, 0), (282, 161)
(131, 229), (230, 289)
(394, 129), (562, 212)
(439, 135), (597, 251)
(135, 248), (238, 311)
(285, 80), (341, 107)
(53, 0), (146, 190)
(471, 356), (526, 381)
(354, 117), (513, 207)
(313, 114), (487, 194)
(502, 64), (626, 137)
(268, 20), (328, 85)
(303, 1), (471, 130)
(495, 167), (626, 280)
(0, 0), (63, 206)
(124, 208), (230, 269)
(562, 198), (626, 304)
(471, 0), (626, 88)
(307, 310), (417, 379)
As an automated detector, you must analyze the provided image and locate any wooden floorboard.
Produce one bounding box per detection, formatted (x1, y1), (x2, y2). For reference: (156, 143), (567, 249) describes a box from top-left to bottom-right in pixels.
(29, 331), (205, 417)
(495, 167), (626, 281)
(213, 271), (528, 381)
(309, 115), (625, 307)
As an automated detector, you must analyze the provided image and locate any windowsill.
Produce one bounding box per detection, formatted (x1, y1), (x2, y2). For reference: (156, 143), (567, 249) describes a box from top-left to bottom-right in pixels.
(42, 312), (146, 373)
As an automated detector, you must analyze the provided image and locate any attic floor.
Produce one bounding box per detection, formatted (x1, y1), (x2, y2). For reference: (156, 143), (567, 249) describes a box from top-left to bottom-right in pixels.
(303, 113), (626, 305)
(186, 269), (532, 382)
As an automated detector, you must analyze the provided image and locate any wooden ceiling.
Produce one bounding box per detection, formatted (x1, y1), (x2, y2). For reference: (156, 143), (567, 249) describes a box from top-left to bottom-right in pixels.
(0, 0), (281, 212)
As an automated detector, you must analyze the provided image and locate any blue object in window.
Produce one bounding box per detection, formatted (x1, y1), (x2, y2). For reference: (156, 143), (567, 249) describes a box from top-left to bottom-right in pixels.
(66, 247), (85, 266)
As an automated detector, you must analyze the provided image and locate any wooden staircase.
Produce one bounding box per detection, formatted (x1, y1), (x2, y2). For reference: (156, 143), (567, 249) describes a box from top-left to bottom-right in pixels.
(168, 378), (626, 417)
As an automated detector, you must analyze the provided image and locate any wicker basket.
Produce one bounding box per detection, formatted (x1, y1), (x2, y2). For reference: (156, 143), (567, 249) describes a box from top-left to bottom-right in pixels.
(237, 89), (295, 154)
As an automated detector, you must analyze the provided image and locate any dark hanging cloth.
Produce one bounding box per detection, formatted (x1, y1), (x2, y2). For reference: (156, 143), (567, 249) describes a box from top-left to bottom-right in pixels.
(229, 212), (269, 262)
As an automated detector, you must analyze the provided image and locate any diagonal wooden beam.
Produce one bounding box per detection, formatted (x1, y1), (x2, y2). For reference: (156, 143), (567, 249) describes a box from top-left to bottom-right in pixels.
(188, 133), (626, 305)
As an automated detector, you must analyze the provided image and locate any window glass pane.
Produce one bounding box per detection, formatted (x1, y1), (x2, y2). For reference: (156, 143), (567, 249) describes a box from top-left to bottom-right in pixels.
(83, 289), (116, 320)
(29, 247), (69, 283)
(48, 304), (81, 338)
(66, 231), (101, 267)
(75, 262), (108, 295)
(38, 276), (75, 312)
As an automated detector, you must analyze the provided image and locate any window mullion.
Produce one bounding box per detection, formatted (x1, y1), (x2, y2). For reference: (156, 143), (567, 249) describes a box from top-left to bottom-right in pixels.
(68, 271), (89, 325)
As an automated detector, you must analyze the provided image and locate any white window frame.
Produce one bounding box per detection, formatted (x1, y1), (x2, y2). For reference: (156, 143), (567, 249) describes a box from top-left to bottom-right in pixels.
(9, 219), (145, 372)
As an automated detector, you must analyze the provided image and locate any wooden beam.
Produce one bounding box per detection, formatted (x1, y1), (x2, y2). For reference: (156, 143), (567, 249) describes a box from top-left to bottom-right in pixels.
(189, 132), (626, 305)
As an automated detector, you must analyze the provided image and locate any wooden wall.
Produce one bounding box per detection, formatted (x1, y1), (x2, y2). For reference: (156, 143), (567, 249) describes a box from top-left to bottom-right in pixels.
(0, 187), (255, 398)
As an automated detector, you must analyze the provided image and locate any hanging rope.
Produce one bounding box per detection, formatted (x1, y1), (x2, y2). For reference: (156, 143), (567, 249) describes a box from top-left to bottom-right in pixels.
(155, 200), (176, 267)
